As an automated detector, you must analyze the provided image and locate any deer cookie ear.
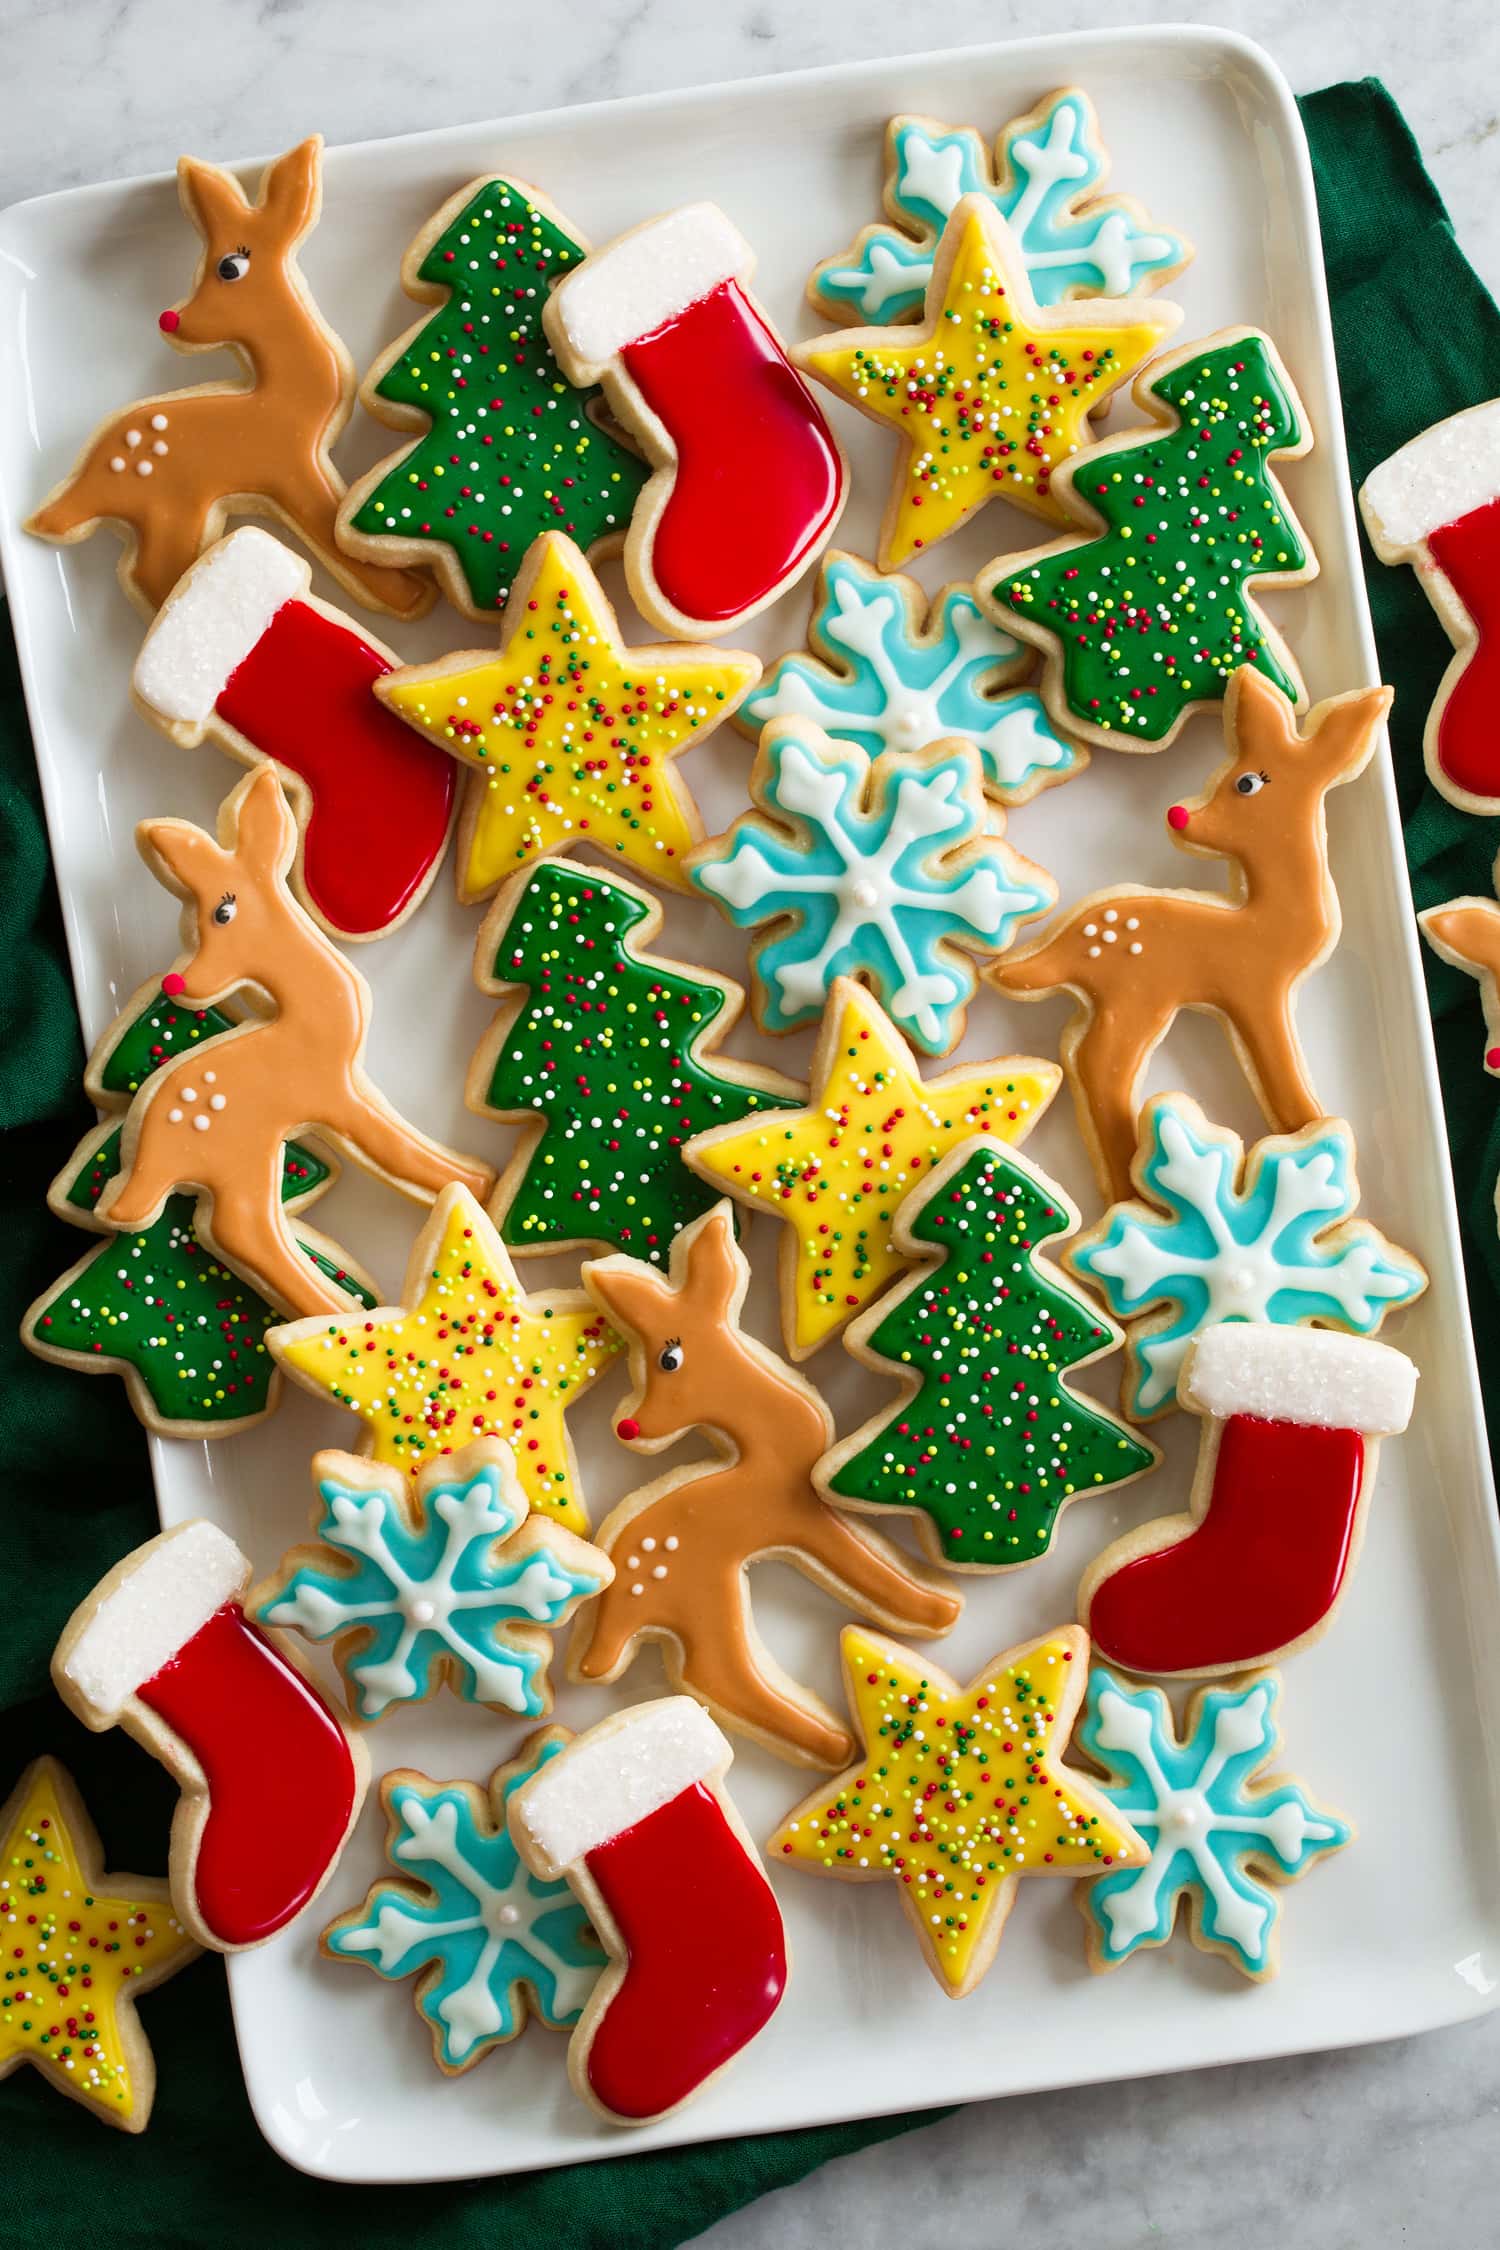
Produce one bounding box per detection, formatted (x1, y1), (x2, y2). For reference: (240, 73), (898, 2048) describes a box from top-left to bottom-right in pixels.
(581, 1257), (671, 1343)
(259, 138), (323, 238)
(681, 1205), (744, 1320)
(177, 155), (249, 241)
(228, 765), (298, 878)
(137, 814), (228, 897)
(1304, 680), (1394, 774)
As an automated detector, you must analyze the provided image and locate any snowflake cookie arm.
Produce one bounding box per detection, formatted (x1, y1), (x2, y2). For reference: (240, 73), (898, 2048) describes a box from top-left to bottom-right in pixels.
(1075, 1669), (1351, 1980)
(690, 724), (1055, 1056)
(1067, 1096), (1428, 1419)
(322, 1735), (602, 2071)
(252, 1439), (611, 1720)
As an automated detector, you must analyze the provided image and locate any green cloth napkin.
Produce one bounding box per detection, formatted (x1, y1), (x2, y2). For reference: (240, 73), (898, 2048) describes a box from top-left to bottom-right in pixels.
(1, 74), (1496, 2249)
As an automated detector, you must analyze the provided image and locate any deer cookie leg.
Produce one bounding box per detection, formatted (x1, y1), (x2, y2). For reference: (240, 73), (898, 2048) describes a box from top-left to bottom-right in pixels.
(53, 1521), (365, 1950)
(1231, 993), (1323, 1133)
(329, 1088), (495, 1205)
(675, 1613), (855, 1768)
(270, 458), (431, 620)
(796, 1508), (962, 1637)
(510, 1699), (787, 2122)
(1068, 1006), (1164, 1200)
(207, 1184), (356, 1318)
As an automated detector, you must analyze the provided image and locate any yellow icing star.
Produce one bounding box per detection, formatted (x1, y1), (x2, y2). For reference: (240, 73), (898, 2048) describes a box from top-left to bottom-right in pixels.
(769, 1626), (1146, 1996)
(377, 531), (761, 903)
(683, 978), (1058, 1358)
(0, 1758), (197, 2131)
(267, 1184), (622, 1532)
(797, 196), (1180, 565)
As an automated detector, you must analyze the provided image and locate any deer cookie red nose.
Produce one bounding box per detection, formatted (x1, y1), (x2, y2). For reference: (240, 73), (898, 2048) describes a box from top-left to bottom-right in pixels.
(616, 1418), (641, 1442)
(1167, 804), (1191, 832)
(158, 308), (180, 333)
(161, 972), (187, 996)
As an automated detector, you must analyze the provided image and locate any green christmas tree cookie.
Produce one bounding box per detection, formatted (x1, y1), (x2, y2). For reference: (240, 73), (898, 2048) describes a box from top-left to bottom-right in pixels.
(340, 177), (648, 619)
(986, 330), (1316, 750)
(470, 859), (802, 1264)
(819, 1134), (1158, 1570)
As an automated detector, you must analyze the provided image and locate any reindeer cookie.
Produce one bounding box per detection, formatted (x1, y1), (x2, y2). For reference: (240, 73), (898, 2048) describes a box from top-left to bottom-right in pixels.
(993, 668), (1392, 1200)
(575, 1204), (961, 1768)
(94, 765), (494, 1318)
(26, 137), (428, 619)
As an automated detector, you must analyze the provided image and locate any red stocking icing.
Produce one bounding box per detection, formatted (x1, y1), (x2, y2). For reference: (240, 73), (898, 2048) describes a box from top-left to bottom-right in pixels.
(511, 1698), (786, 2123)
(1080, 1324), (1417, 1676)
(133, 529), (456, 938)
(1361, 400), (1500, 811)
(52, 1521), (364, 1951)
(545, 205), (846, 635)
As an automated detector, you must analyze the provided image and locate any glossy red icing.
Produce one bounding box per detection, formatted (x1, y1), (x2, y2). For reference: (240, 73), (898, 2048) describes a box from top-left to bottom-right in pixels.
(622, 280), (843, 625)
(1087, 1415), (1367, 1674)
(1427, 498), (1500, 801)
(215, 598), (456, 936)
(582, 1781), (786, 2119)
(137, 1600), (357, 1947)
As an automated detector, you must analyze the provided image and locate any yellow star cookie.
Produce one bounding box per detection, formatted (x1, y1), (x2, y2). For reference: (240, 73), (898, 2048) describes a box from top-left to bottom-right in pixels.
(769, 1626), (1146, 1997)
(684, 978), (1058, 1359)
(0, 1758), (198, 2131)
(377, 531), (761, 903)
(796, 196), (1181, 566)
(267, 1184), (622, 1532)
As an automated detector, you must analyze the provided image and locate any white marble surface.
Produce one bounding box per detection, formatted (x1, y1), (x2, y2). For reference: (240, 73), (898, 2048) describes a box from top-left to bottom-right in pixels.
(7, 1), (1500, 2241)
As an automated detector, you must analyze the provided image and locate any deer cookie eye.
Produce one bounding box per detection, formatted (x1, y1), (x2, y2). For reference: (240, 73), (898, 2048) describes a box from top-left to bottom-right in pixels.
(217, 247), (251, 282)
(658, 1339), (684, 1374)
(212, 893), (237, 926)
(1234, 770), (1269, 796)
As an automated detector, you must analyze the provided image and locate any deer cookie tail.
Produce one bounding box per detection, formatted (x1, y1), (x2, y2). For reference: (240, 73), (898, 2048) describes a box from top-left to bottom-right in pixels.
(27, 489), (92, 541)
(990, 919), (1080, 997)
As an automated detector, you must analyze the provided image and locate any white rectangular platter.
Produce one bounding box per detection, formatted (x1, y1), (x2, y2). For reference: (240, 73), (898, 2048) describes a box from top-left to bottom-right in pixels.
(3, 23), (1500, 2188)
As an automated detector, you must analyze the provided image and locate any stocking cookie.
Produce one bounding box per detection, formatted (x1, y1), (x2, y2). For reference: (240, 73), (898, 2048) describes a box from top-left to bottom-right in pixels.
(819, 1134), (1158, 1572)
(510, 1699), (787, 2123)
(377, 531), (758, 904)
(796, 194), (1180, 566)
(985, 330), (1317, 749)
(1078, 1323), (1417, 1676)
(770, 1625), (1147, 1998)
(1077, 1669), (1351, 1980)
(994, 669), (1392, 1200)
(543, 202), (848, 637)
(268, 1184), (622, 1533)
(0, 1758), (198, 2131)
(739, 550), (1083, 806)
(253, 1437), (610, 1721)
(469, 858), (801, 1265)
(322, 1731), (603, 2073)
(93, 766), (495, 1321)
(810, 89), (1188, 326)
(1360, 398), (1500, 811)
(25, 137), (427, 619)
(1069, 1093), (1426, 1419)
(337, 175), (648, 620)
(690, 722), (1054, 1057)
(53, 1522), (368, 1952)
(684, 977), (1059, 1359)
(133, 528), (458, 942)
(575, 1205), (960, 1768)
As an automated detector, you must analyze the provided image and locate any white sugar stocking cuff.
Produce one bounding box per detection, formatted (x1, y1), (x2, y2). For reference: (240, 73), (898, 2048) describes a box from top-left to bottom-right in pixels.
(549, 205), (753, 369)
(134, 527), (305, 724)
(1179, 1323), (1417, 1437)
(512, 1697), (728, 1878)
(58, 1520), (249, 1723)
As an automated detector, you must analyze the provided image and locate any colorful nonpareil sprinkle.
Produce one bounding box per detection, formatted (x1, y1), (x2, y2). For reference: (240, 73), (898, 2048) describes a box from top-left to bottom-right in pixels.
(377, 533), (758, 902)
(684, 980), (1058, 1357)
(267, 1188), (621, 1533)
(990, 333), (1311, 741)
(350, 179), (647, 615)
(476, 860), (799, 1263)
(769, 1626), (1146, 1995)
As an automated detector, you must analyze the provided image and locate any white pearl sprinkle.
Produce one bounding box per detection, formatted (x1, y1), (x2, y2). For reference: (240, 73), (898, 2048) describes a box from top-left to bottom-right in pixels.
(664, 1535), (679, 1551)
(152, 440), (168, 456)
(109, 456), (125, 472)
(150, 413), (168, 430)
(136, 461), (153, 476)
(181, 1087), (197, 1102)
(651, 1564), (668, 1579)
(641, 1536), (656, 1552)
(209, 1094), (226, 1111)
(167, 1108), (183, 1123)
(192, 1114), (210, 1133)
(125, 429), (141, 446)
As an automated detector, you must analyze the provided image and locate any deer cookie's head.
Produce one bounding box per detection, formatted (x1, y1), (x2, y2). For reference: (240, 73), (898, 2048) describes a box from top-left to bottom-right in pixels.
(140, 765), (301, 1003)
(158, 137), (323, 349)
(1164, 666), (1392, 862)
(584, 1206), (748, 1449)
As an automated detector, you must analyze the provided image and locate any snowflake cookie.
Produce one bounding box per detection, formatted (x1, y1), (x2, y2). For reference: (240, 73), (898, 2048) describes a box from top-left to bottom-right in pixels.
(690, 723), (1053, 1056)
(1068, 1095), (1427, 1420)
(323, 1729), (602, 2071)
(739, 551), (1082, 805)
(1077, 1669), (1351, 1980)
(809, 90), (1188, 326)
(254, 1436), (610, 1720)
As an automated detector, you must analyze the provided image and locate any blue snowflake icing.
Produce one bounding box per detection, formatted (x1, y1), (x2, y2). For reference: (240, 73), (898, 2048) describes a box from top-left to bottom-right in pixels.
(693, 727), (1051, 1054)
(814, 93), (1185, 325)
(257, 1455), (605, 1719)
(743, 554), (1080, 802)
(326, 1741), (600, 2068)
(1079, 1669), (1350, 1978)
(1070, 1099), (1426, 1416)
